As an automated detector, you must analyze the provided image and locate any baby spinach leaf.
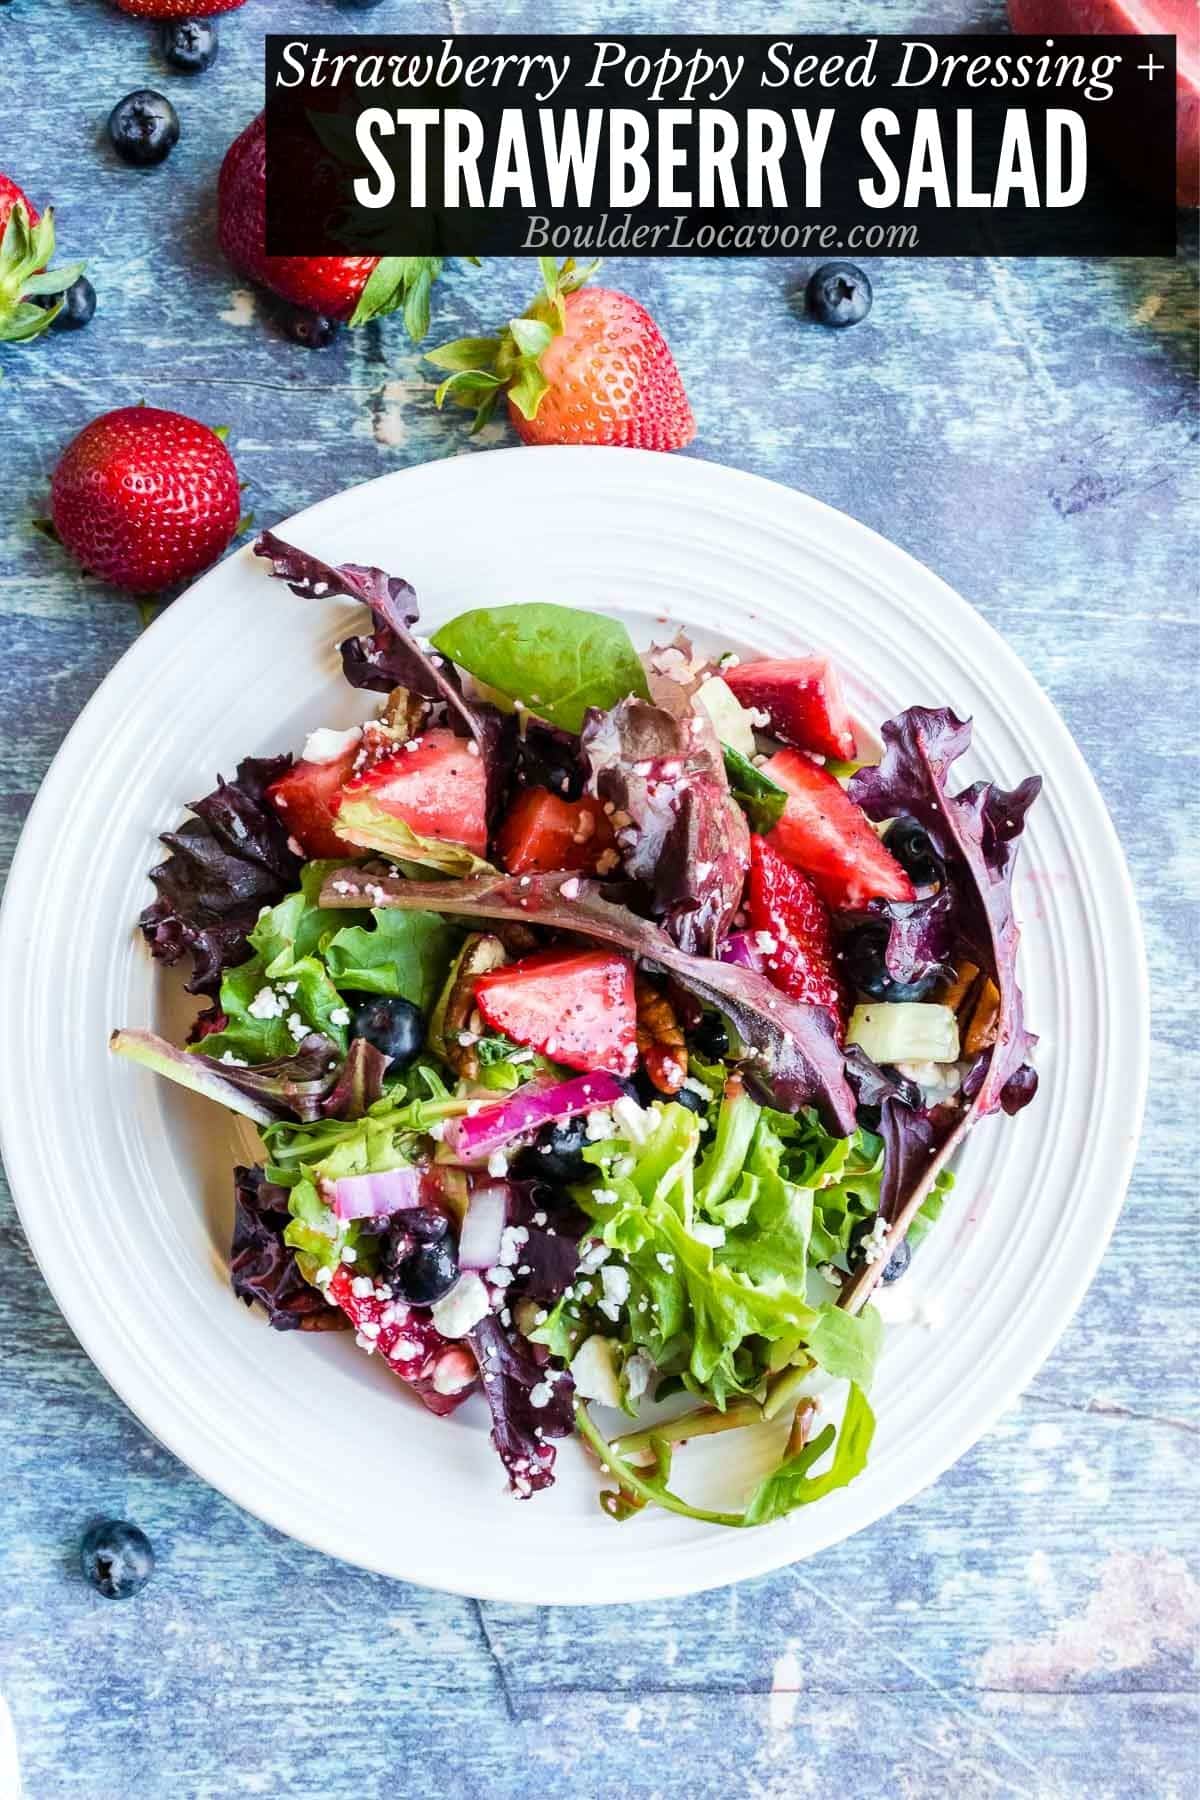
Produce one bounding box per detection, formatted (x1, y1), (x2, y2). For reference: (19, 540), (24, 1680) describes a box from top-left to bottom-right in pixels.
(723, 745), (787, 833)
(431, 603), (649, 732)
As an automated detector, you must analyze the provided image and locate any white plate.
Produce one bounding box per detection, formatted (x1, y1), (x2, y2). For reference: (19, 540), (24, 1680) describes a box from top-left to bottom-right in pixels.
(0, 448), (1148, 1604)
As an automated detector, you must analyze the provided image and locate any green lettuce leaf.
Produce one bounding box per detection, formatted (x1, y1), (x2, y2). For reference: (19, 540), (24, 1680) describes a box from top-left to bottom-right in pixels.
(431, 602), (650, 732)
(195, 950), (349, 1067)
(742, 1382), (876, 1525)
(336, 797), (495, 876)
(322, 909), (458, 1009)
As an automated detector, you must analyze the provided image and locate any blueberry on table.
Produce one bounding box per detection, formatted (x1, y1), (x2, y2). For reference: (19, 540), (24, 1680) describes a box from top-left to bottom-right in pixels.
(689, 1012), (730, 1059)
(349, 996), (423, 1066)
(514, 1115), (589, 1184)
(841, 920), (937, 1004)
(38, 276), (96, 331)
(885, 817), (944, 888)
(108, 91), (180, 167)
(385, 1210), (459, 1305)
(807, 262), (873, 328)
(80, 1520), (155, 1600)
(279, 306), (339, 350)
(159, 20), (219, 74)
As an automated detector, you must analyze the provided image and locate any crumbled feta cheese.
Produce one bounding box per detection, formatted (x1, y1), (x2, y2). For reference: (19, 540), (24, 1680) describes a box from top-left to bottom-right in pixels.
(598, 1263), (630, 1321)
(340, 1246), (357, 1265)
(330, 1007), (351, 1028)
(286, 1012), (307, 1043)
(498, 1224), (528, 1266)
(624, 1349), (655, 1401)
(577, 1240), (611, 1275)
(486, 1266), (515, 1289)
(611, 1095), (654, 1145)
(350, 1275), (375, 1299)
(585, 1108), (615, 1141)
(431, 1273), (491, 1338)
(486, 1150), (509, 1178)
(427, 1120), (445, 1142)
(219, 1051), (248, 1067)
(690, 1221), (726, 1249)
(528, 1381), (553, 1409)
(560, 876), (582, 900)
(248, 986), (285, 1020)
(754, 930), (778, 954)
(302, 725), (363, 765)
(655, 1252), (676, 1274)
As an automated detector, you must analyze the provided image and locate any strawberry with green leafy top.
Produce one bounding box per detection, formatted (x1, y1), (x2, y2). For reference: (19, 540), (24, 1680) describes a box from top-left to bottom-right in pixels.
(217, 113), (446, 339)
(0, 176), (86, 352)
(428, 259), (696, 448)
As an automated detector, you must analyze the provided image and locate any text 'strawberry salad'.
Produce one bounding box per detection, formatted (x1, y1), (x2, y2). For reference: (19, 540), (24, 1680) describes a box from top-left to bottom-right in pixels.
(112, 531), (1041, 1527)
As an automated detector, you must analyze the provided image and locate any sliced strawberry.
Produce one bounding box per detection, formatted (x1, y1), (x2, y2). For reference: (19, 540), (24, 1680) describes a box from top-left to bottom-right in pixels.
(336, 728), (487, 855)
(328, 1264), (477, 1418)
(747, 836), (844, 1030)
(474, 949), (637, 1076)
(496, 788), (617, 876)
(266, 741), (361, 860)
(724, 657), (857, 762)
(765, 748), (915, 913)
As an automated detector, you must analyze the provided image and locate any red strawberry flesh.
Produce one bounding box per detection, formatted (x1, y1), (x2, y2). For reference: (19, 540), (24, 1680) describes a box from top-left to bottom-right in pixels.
(337, 729), (488, 855)
(725, 657), (858, 762)
(266, 742), (361, 861)
(328, 1264), (478, 1418)
(765, 748), (915, 912)
(473, 949), (638, 1076)
(747, 835), (844, 1030)
(496, 788), (617, 876)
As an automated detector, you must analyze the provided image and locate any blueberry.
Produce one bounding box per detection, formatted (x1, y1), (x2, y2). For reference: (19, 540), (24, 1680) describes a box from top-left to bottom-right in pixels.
(514, 1115), (588, 1184)
(350, 996), (423, 1066)
(881, 1238), (911, 1283)
(689, 1013), (729, 1060)
(108, 90), (180, 167)
(336, 0), (390, 8)
(279, 305), (339, 350)
(385, 1209), (459, 1304)
(807, 261), (873, 329)
(159, 19), (219, 73)
(841, 921), (937, 1004)
(671, 1084), (706, 1115)
(885, 817), (944, 888)
(80, 1520), (155, 1600)
(38, 276), (95, 330)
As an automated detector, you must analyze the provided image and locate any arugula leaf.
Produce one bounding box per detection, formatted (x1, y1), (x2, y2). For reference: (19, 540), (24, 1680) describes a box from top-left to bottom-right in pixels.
(742, 1383), (876, 1524)
(322, 909), (458, 1010)
(431, 603), (650, 732)
(723, 744), (787, 833)
(335, 794), (495, 876)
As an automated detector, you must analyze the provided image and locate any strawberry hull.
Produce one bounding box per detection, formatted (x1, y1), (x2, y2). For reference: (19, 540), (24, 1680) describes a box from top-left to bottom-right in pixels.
(328, 1265), (478, 1417)
(765, 749), (915, 913)
(725, 657), (857, 762)
(474, 948), (638, 1076)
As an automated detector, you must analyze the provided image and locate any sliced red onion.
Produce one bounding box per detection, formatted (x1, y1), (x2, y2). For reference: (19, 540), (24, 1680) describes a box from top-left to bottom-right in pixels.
(719, 931), (765, 973)
(458, 1181), (510, 1270)
(443, 1070), (628, 1166)
(330, 1166), (423, 1221)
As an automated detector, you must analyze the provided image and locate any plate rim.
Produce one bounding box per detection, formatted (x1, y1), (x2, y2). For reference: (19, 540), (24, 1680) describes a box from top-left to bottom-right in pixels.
(0, 445), (1150, 1603)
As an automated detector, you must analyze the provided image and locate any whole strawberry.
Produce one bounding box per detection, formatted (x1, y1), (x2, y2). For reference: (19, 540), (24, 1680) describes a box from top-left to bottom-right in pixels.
(428, 258), (696, 449)
(0, 175), (87, 348)
(113, 0), (245, 15)
(50, 407), (241, 593)
(217, 113), (443, 338)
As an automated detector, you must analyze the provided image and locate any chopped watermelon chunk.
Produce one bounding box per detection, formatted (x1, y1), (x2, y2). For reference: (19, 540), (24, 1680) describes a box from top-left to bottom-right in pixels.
(725, 657), (857, 761)
(496, 788), (617, 876)
(336, 728), (487, 855)
(266, 742), (361, 860)
(765, 748), (914, 912)
(473, 949), (638, 1076)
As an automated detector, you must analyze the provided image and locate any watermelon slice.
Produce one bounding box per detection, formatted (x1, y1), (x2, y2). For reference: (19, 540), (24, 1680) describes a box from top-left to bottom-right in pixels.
(765, 748), (914, 912)
(473, 949), (638, 1076)
(724, 657), (857, 762)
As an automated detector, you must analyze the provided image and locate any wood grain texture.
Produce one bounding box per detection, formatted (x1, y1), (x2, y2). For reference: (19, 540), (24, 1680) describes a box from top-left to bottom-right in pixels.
(0, 2), (1196, 1796)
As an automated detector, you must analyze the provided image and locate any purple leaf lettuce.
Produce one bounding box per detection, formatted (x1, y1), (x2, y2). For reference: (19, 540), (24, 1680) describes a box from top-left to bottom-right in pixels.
(231, 1166), (349, 1332)
(466, 1313), (574, 1497)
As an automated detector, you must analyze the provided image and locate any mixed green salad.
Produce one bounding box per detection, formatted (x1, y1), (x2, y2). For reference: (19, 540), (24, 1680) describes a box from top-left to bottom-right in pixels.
(112, 528), (1040, 1526)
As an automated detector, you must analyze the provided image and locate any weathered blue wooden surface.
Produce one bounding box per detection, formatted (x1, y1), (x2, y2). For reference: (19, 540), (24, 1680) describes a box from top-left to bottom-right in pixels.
(1, 1), (1197, 1796)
